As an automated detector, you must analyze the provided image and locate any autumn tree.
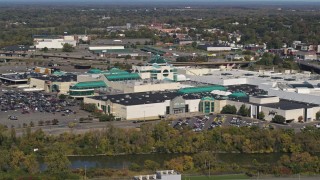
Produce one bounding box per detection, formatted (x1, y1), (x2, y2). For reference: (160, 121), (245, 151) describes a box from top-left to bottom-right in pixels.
(45, 143), (71, 176)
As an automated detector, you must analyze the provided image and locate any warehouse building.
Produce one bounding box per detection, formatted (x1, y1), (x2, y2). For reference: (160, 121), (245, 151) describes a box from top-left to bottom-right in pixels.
(83, 85), (229, 120)
(34, 35), (77, 49)
(214, 95), (320, 122)
(84, 83), (320, 122)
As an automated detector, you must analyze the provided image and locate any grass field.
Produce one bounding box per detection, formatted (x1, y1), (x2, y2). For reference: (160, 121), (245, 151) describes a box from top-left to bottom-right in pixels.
(182, 174), (249, 180)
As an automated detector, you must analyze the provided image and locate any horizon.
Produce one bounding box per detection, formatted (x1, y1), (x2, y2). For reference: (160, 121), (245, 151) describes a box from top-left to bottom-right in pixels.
(1, 0), (320, 4)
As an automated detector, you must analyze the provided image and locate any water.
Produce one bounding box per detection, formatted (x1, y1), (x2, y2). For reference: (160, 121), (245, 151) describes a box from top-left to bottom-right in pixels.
(40, 153), (286, 170)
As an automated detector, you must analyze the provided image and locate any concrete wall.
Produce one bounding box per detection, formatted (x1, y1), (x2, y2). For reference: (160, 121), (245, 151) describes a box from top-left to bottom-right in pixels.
(185, 99), (201, 112)
(56, 81), (75, 94)
(126, 102), (169, 120)
(29, 78), (45, 90)
(249, 96), (280, 104)
(214, 99), (227, 113)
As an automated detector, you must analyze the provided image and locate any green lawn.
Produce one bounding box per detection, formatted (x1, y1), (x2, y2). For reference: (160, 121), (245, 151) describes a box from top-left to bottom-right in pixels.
(182, 174), (249, 180)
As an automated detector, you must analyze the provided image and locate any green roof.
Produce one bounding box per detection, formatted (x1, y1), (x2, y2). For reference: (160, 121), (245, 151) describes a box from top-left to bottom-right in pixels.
(52, 71), (65, 76)
(70, 81), (107, 90)
(106, 73), (141, 81)
(102, 68), (130, 76)
(178, 85), (227, 94)
(228, 91), (248, 98)
(148, 55), (168, 64)
(201, 96), (215, 101)
(88, 69), (102, 74)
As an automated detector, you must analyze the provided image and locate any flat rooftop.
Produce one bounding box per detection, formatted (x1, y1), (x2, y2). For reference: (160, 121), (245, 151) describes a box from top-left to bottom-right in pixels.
(0, 72), (41, 81)
(89, 90), (218, 106)
(33, 74), (77, 82)
(236, 97), (318, 110)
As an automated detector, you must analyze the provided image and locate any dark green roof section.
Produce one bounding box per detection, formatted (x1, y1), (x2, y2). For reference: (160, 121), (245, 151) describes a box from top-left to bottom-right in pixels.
(228, 91), (248, 98)
(87, 69), (102, 74)
(70, 81), (107, 90)
(178, 85), (227, 94)
(106, 73), (141, 81)
(148, 55), (168, 64)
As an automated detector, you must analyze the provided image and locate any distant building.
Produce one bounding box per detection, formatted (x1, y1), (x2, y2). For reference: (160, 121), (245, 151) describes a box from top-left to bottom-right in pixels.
(296, 51), (317, 60)
(34, 35), (77, 49)
(132, 55), (177, 81)
(198, 44), (232, 51)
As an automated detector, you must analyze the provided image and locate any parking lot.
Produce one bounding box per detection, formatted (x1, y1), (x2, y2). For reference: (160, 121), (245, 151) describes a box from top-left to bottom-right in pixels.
(170, 114), (318, 132)
(171, 114), (263, 132)
(0, 86), (91, 129)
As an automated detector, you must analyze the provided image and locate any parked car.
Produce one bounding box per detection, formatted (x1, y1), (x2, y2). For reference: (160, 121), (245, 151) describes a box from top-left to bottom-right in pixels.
(8, 115), (18, 120)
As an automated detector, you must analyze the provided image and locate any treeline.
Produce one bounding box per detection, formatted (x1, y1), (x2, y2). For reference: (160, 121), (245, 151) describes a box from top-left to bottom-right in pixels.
(1, 6), (320, 47)
(2, 122), (320, 157)
(1, 123), (320, 178)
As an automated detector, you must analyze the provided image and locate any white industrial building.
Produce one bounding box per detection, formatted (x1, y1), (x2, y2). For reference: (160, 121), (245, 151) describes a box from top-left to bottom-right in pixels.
(134, 170), (181, 180)
(34, 36), (77, 49)
(84, 91), (202, 120)
(88, 46), (125, 51)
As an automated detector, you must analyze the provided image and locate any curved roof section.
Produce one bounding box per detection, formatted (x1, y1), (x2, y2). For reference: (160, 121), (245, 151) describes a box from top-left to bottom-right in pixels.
(178, 85), (227, 94)
(201, 96), (215, 101)
(228, 91), (248, 98)
(106, 73), (141, 81)
(70, 81), (107, 90)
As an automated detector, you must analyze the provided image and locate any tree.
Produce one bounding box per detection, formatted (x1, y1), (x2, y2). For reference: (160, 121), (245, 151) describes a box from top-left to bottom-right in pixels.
(144, 160), (160, 171)
(273, 54), (283, 65)
(42, 47), (48, 52)
(221, 105), (237, 114)
(176, 56), (189, 62)
(258, 112), (265, 120)
(99, 114), (115, 122)
(45, 144), (71, 175)
(125, 55), (132, 60)
(52, 119), (59, 125)
(272, 115), (286, 124)
(0, 149), (10, 171)
(62, 43), (74, 52)
(81, 103), (98, 113)
(59, 94), (67, 100)
(191, 41), (197, 48)
(24, 154), (39, 174)
(129, 163), (142, 172)
(316, 111), (320, 120)
(238, 104), (249, 117)
(38, 120), (44, 126)
(164, 155), (194, 172)
(9, 148), (25, 170)
(193, 152), (216, 172)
